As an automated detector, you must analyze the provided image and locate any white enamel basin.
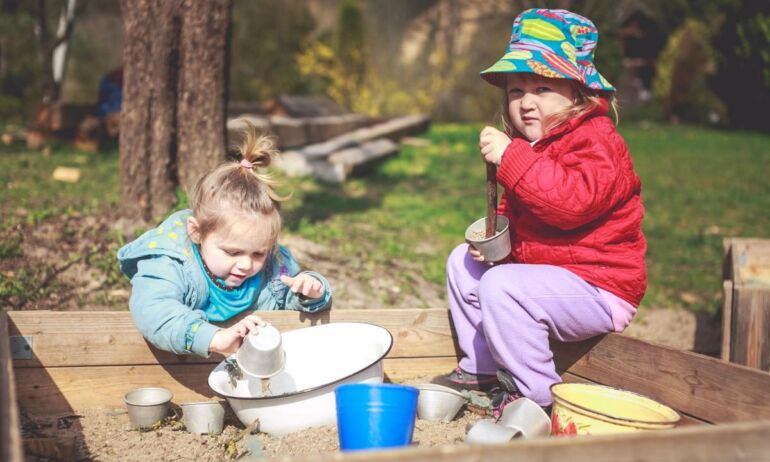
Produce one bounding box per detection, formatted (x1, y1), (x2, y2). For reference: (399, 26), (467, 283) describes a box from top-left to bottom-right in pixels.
(208, 322), (393, 436)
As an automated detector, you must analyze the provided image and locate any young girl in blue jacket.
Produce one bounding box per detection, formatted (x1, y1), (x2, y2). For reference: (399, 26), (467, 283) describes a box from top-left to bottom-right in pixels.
(118, 123), (332, 358)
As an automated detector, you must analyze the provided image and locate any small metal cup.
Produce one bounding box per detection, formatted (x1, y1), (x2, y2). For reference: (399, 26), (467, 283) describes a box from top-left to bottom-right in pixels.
(236, 324), (285, 378)
(415, 384), (466, 422)
(181, 401), (226, 435)
(498, 397), (552, 439)
(464, 215), (511, 263)
(123, 387), (173, 430)
(465, 418), (520, 444)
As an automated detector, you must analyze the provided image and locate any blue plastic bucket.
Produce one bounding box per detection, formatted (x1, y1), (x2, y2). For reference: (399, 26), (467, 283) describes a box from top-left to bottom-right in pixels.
(335, 383), (419, 451)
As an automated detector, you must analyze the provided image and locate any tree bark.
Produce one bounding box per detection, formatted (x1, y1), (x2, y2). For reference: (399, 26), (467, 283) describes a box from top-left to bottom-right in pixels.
(119, 0), (231, 221)
(119, 0), (180, 220)
(177, 0), (232, 195)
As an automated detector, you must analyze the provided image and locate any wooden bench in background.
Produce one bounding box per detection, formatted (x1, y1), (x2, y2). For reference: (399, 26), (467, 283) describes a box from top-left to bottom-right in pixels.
(3, 308), (770, 461)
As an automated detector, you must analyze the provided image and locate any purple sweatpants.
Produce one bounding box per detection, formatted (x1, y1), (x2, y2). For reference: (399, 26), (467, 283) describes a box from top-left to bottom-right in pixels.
(446, 244), (614, 406)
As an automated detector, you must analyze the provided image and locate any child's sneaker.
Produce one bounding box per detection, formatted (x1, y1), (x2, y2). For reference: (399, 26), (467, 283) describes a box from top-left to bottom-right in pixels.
(488, 369), (552, 419)
(489, 388), (519, 420)
(489, 369), (523, 420)
(496, 368), (519, 395)
(431, 367), (498, 392)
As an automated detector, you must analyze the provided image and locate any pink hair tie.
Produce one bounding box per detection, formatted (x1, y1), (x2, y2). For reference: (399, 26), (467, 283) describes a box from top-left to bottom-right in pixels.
(240, 159), (254, 169)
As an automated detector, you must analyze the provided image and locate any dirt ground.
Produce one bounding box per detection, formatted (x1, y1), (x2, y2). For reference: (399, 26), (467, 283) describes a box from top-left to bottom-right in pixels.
(22, 377), (486, 462)
(7, 212), (723, 460)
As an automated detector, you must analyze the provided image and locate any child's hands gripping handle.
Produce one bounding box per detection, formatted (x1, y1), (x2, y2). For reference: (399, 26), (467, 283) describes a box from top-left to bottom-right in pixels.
(480, 126), (509, 238)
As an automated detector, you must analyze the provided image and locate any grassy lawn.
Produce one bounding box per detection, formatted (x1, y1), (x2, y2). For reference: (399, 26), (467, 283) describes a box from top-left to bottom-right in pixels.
(0, 144), (120, 227)
(624, 124), (770, 313)
(1, 122), (769, 314)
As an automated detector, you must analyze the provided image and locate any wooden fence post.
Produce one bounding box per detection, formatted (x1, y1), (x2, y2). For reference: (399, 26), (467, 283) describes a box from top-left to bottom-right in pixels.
(722, 238), (770, 371)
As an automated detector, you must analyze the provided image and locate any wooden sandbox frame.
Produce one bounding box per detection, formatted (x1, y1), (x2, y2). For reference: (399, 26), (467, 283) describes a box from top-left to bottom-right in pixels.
(2, 308), (770, 461)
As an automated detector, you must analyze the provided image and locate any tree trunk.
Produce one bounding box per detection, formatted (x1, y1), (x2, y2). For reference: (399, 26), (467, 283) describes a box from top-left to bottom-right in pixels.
(177, 0), (232, 195)
(119, 0), (231, 221)
(119, 0), (180, 220)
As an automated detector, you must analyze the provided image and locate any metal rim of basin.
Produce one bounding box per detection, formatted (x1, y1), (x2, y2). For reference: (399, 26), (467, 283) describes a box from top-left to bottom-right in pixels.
(211, 322), (394, 401)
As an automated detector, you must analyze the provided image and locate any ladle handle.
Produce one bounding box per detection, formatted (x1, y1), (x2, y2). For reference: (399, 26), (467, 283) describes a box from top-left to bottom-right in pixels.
(486, 163), (497, 238)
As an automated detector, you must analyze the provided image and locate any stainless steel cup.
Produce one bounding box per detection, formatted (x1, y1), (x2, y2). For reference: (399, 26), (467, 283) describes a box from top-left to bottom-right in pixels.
(465, 418), (520, 444)
(123, 387), (173, 429)
(181, 401), (226, 434)
(464, 215), (511, 263)
(415, 383), (466, 422)
(498, 397), (552, 439)
(236, 324), (285, 378)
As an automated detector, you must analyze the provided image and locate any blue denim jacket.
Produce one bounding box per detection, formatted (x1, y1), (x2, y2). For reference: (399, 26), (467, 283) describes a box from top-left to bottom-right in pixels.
(117, 209), (332, 357)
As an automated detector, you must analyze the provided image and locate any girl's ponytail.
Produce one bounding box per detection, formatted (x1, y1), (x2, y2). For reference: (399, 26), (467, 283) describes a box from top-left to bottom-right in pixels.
(234, 120), (291, 202)
(239, 121), (277, 169)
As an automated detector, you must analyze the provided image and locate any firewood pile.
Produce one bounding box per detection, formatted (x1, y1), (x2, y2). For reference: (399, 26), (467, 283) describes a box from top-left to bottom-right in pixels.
(6, 95), (431, 184)
(227, 95), (430, 183)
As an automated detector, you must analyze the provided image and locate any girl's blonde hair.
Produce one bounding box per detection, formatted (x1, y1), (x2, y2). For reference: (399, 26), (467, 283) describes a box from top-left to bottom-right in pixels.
(189, 120), (290, 242)
(500, 74), (619, 139)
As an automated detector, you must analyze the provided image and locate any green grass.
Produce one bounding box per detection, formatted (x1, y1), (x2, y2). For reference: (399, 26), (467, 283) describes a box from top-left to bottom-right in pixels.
(1, 123), (769, 314)
(0, 143), (121, 229)
(281, 125), (490, 285)
(625, 123), (770, 313)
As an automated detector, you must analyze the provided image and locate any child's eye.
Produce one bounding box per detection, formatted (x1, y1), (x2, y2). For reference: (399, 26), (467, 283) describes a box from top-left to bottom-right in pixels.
(253, 251), (266, 258)
(536, 86), (551, 93)
(224, 249), (239, 256)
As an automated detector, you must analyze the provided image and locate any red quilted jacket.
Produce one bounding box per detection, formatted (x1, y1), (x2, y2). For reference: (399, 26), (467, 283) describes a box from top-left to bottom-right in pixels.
(496, 100), (647, 306)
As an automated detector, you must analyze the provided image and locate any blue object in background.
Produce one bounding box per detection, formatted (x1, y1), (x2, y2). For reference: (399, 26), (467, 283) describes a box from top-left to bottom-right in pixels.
(335, 383), (419, 451)
(98, 67), (123, 117)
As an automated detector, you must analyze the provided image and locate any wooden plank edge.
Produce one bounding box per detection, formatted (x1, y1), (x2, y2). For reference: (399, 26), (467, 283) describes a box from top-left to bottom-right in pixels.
(283, 420), (770, 462)
(15, 357), (458, 415)
(9, 308), (461, 368)
(721, 280), (733, 361)
(1, 312), (24, 462)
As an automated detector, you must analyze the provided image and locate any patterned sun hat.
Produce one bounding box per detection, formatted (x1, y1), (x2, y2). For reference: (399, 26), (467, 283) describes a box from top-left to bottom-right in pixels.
(481, 9), (614, 92)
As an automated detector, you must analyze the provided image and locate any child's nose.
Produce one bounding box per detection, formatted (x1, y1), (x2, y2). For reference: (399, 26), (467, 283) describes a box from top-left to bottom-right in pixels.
(236, 255), (253, 270)
(520, 92), (537, 108)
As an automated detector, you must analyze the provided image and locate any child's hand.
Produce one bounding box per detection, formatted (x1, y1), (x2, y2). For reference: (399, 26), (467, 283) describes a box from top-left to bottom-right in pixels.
(479, 126), (511, 165)
(280, 274), (325, 300)
(209, 314), (266, 355)
(468, 245), (486, 263)
(468, 245), (497, 265)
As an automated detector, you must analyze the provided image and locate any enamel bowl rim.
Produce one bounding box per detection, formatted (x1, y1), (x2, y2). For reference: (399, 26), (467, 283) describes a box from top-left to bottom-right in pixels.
(550, 382), (681, 426)
(209, 322), (393, 401)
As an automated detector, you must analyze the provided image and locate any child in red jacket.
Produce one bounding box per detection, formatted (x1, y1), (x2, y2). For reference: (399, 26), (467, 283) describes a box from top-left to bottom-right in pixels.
(437, 9), (647, 417)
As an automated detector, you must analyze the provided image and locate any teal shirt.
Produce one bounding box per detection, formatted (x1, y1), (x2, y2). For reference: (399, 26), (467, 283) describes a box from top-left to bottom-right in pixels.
(117, 209), (333, 357)
(191, 243), (262, 322)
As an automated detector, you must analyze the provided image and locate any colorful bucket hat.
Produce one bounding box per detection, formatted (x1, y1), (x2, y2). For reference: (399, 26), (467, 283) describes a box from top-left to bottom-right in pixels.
(481, 9), (614, 92)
